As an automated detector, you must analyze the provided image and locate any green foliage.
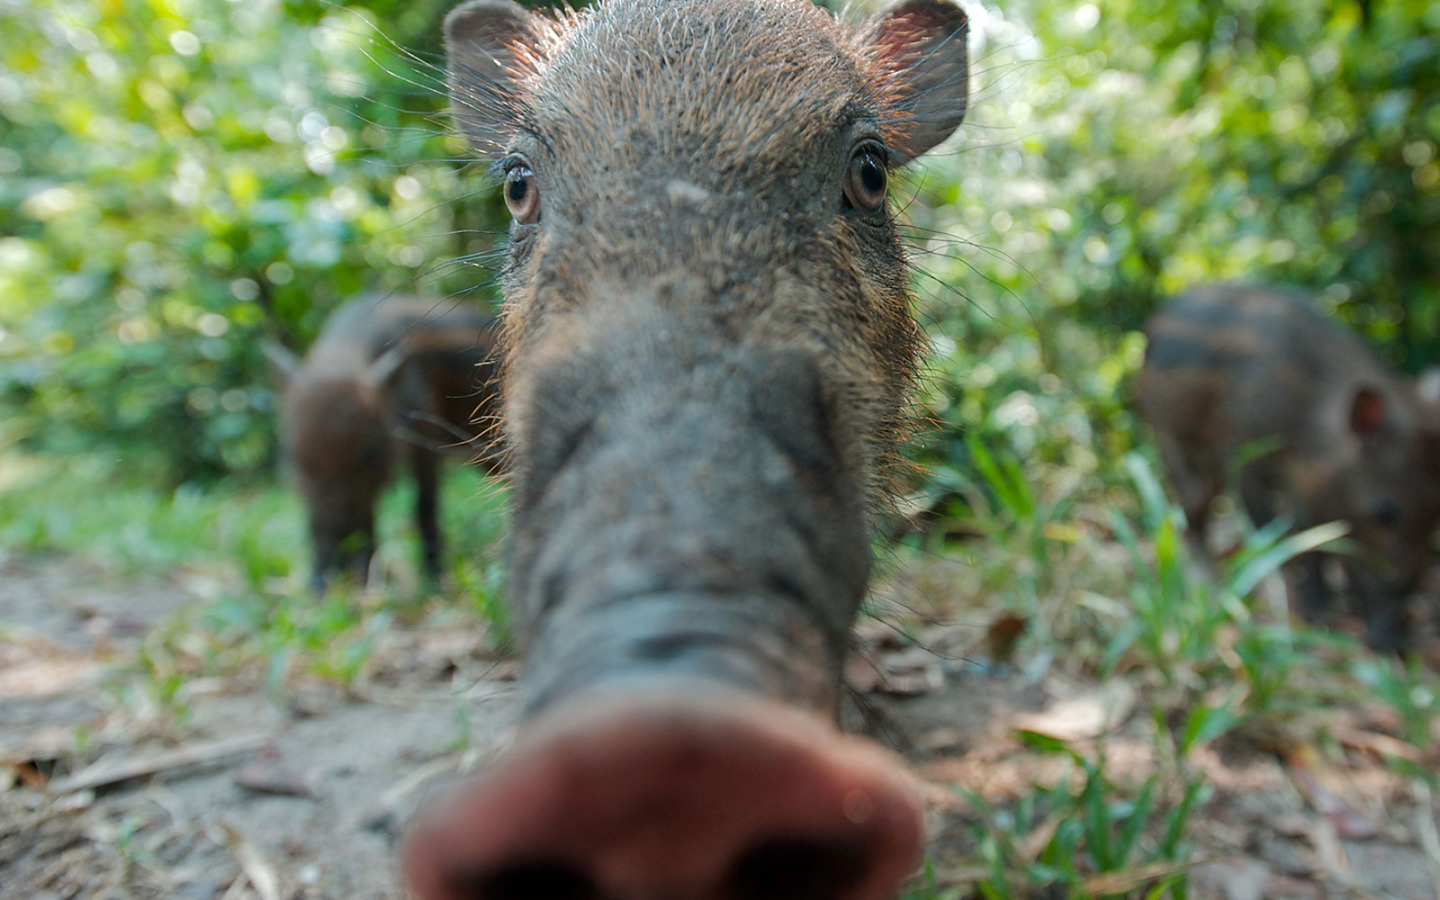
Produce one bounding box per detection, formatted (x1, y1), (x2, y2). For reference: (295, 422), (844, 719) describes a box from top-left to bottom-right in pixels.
(918, 0), (1440, 361)
(0, 0), (501, 480)
(4, 450), (506, 573)
(1104, 453), (1340, 682)
(1353, 653), (1440, 756)
(900, 0), (1440, 519)
(960, 733), (1206, 899)
(884, 442), (1440, 898)
(0, 453), (305, 575)
(6, 0), (1436, 481)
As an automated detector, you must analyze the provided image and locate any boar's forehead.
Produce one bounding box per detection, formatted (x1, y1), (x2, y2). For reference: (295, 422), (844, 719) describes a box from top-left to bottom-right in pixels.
(529, 0), (874, 189)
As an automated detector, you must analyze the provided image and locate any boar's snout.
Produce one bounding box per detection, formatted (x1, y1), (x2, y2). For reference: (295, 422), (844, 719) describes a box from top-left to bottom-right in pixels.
(505, 294), (873, 715)
(403, 692), (924, 900)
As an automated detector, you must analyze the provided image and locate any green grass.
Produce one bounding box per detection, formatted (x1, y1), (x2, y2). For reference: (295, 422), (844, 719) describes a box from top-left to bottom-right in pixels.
(0, 451), (512, 704)
(0, 454), (305, 578)
(886, 442), (1440, 898)
(958, 733), (1208, 900)
(7, 445), (1440, 898)
(0, 452), (508, 587)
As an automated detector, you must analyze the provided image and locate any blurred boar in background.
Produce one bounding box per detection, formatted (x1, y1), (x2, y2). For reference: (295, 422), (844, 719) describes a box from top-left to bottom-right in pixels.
(401, 0), (971, 897)
(1137, 284), (1440, 650)
(267, 295), (501, 591)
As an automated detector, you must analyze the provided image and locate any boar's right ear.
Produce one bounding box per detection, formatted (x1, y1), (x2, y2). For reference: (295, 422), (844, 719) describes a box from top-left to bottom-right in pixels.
(865, 0), (970, 163)
(1417, 367), (1440, 406)
(261, 340), (300, 389)
(1350, 386), (1387, 436)
(444, 0), (549, 157)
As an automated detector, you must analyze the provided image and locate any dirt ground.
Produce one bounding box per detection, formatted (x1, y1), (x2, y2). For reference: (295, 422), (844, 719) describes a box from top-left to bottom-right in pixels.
(3, 552), (1440, 900)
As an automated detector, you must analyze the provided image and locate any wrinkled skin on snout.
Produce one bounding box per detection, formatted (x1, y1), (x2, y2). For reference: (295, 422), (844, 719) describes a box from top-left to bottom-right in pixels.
(1136, 285), (1440, 651)
(403, 0), (970, 897)
(269, 296), (502, 592)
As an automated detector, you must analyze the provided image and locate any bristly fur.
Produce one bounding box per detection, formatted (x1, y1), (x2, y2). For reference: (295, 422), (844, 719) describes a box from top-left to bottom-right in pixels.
(447, 0), (967, 526)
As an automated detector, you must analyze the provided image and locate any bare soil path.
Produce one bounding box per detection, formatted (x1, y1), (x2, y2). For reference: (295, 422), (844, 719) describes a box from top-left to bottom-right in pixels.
(3, 553), (1439, 899)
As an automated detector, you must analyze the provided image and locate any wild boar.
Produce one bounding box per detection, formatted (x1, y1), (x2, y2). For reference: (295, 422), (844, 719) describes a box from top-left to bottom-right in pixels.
(402, 0), (972, 897)
(1137, 284), (1440, 650)
(267, 295), (501, 590)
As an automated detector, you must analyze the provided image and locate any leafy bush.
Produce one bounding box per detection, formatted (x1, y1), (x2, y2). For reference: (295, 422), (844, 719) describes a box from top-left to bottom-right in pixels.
(0, 0), (503, 481)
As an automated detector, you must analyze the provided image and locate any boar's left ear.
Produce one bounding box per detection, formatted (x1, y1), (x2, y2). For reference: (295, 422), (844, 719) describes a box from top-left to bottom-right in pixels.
(369, 343), (410, 387)
(261, 340), (300, 389)
(1350, 386), (1387, 436)
(865, 0), (969, 163)
(445, 0), (550, 157)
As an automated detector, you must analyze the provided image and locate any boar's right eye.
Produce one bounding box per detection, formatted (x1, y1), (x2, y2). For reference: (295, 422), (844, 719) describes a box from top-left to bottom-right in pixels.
(843, 142), (888, 213)
(504, 162), (541, 224)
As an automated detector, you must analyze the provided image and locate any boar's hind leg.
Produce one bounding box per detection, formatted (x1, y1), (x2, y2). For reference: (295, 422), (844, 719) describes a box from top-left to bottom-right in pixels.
(1153, 432), (1221, 550)
(1361, 596), (1408, 653)
(413, 446), (444, 584)
(1289, 553), (1334, 625)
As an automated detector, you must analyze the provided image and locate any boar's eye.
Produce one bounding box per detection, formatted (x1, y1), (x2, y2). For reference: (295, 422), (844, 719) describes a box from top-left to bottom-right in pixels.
(504, 161), (540, 224)
(1373, 499), (1402, 530)
(843, 143), (888, 213)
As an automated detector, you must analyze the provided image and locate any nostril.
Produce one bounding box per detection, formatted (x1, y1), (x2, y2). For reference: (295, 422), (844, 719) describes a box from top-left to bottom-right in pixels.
(449, 862), (602, 900)
(724, 837), (866, 900)
(404, 695), (924, 900)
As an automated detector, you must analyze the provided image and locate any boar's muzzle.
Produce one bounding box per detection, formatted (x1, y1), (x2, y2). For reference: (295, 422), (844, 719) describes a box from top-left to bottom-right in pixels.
(403, 691), (924, 900)
(507, 292), (873, 714)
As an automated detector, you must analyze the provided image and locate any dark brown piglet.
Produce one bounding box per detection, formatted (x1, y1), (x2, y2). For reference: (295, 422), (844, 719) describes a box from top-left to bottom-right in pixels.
(404, 0), (971, 897)
(1136, 284), (1440, 650)
(267, 295), (501, 591)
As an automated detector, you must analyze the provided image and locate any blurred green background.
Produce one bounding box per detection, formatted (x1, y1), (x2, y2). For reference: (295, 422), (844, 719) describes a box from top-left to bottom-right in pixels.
(2, 0), (1437, 492)
(3, 2), (1439, 894)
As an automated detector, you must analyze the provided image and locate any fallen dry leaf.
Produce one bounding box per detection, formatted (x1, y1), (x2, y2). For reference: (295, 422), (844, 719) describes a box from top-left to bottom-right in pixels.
(217, 822), (282, 900)
(983, 612), (1028, 666)
(1079, 859), (1201, 895)
(846, 643), (943, 696)
(871, 645), (945, 696)
(1, 724), (80, 767)
(1010, 680), (1137, 742)
(1283, 744), (1379, 841)
(1190, 857), (1272, 900)
(1330, 724), (1422, 763)
(234, 748), (317, 799)
(1307, 815), (1351, 881)
(0, 656), (103, 699)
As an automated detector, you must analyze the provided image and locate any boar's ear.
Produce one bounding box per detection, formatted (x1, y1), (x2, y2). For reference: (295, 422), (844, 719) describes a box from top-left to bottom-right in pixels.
(1416, 367), (1440, 406)
(1350, 386), (1387, 436)
(369, 343), (410, 388)
(865, 0), (969, 163)
(261, 340), (300, 389)
(444, 0), (548, 157)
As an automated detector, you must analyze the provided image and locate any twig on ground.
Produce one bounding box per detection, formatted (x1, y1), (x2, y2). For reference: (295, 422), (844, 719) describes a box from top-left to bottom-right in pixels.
(48, 733), (274, 794)
(217, 822), (282, 900)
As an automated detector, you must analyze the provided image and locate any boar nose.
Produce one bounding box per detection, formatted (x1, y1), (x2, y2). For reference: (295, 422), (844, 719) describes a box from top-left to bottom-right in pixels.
(402, 692), (924, 900)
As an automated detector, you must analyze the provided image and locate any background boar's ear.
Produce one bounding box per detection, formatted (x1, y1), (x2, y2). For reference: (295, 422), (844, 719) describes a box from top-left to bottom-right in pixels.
(444, 0), (547, 156)
(368, 343), (409, 388)
(1350, 386), (1387, 436)
(260, 339), (300, 389)
(865, 0), (969, 163)
(1416, 367), (1440, 406)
